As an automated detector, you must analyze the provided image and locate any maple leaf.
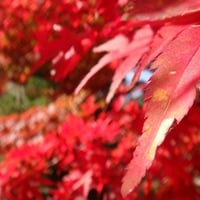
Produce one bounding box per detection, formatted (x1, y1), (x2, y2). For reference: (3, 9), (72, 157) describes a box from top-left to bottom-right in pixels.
(106, 26), (153, 103)
(75, 25), (153, 102)
(122, 25), (200, 196)
(74, 34), (130, 94)
(140, 24), (188, 70)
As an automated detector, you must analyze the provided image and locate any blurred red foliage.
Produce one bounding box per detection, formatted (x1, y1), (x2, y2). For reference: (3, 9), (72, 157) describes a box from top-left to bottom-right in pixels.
(0, 94), (200, 199)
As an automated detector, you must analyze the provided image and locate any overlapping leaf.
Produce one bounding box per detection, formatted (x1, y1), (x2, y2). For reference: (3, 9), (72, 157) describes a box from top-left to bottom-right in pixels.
(140, 25), (188, 69)
(75, 25), (153, 102)
(122, 25), (200, 196)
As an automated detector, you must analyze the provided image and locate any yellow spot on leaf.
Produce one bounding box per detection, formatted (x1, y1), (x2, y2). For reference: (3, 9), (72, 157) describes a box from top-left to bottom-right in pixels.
(152, 88), (169, 102)
(143, 124), (151, 132)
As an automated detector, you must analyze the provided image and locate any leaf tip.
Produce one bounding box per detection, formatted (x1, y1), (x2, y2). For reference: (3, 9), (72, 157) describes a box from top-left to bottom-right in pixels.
(74, 85), (81, 95)
(121, 176), (134, 198)
(105, 93), (113, 104)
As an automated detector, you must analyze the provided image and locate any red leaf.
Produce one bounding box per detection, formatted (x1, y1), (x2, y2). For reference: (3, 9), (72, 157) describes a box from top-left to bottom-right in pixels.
(75, 26), (153, 101)
(74, 34), (130, 94)
(133, 0), (200, 22)
(140, 25), (188, 69)
(122, 25), (200, 197)
(31, 27), (94, 80)
(106, 26), (153, 102)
